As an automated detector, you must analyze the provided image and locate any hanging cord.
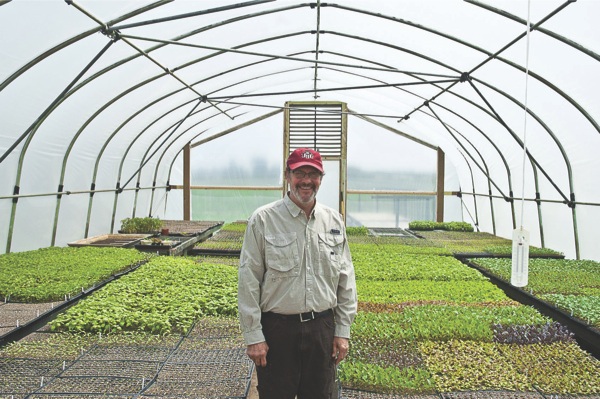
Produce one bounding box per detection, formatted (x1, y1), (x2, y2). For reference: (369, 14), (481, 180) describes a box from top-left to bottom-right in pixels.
(519, 0), (532, 230)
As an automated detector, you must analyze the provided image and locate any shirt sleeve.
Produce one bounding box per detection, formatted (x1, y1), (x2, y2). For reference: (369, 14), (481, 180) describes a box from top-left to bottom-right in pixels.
(334, 230), (357, 339)
(238, 215), (267, 345)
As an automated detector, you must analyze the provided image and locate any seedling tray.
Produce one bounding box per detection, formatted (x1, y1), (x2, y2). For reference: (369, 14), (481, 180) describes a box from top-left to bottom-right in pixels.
(68, 234), (151, 248)
(0, 328), (252, 398)
(160, 220), (223, 236)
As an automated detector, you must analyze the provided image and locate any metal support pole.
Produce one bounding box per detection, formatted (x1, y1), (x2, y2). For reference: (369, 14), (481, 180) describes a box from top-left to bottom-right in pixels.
(436, 148), (445, 223)
(183, 143), (191, 220)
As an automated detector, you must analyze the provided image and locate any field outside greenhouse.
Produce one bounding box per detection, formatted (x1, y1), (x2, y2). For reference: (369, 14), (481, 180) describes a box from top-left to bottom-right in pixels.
(1, 221), (599, 398)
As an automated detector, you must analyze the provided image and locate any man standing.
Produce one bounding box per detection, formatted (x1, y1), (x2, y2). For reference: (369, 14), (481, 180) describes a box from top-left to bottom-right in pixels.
(238, 148), (357, 399)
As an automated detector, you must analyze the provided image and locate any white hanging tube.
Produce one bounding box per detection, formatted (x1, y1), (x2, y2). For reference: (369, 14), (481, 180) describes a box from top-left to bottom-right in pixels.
(511, 227), (530, 287)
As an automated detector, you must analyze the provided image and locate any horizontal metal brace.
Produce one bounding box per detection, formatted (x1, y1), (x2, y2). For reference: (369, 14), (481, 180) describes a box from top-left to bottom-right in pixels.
(461, 192), (599, 207)
(0, 185), (169, 200)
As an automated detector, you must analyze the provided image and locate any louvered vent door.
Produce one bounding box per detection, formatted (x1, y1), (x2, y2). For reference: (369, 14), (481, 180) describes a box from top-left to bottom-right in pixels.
(287, 103), (343, 157)
(284, 101), (347, 220)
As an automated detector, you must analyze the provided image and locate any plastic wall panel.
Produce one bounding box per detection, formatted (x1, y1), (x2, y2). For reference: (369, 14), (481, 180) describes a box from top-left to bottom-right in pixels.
(576, 205), (600, 261)
(0, 200), (11, 251)
(572, 150), (600, 205)
(94, 95), (203, 187)
(443, 196), (463, 224)
(113, 190), (138, 228)
(16, 141), (63, 197)
(163, 189), (183, 221)
(347, 118), (437, 177)
(540, 202), (577, 259)
(62, 149), (97, 193)
(55, 194), (91, 246)
(535, 168), (572, 204)
(133, 188), (154, 219)
(528, 32), (600, 107)
(457, 194), (478, 229)
(492, 198), (518, 238)
(0, 150), (19, 197)
(133, 186), (156, 219)
(11, 197), (54, 252)
(469, 190), (495, 234)
(191, 117), (283, 187)
(87, 191), (121, 238)
(0, 40), (110, 137)
(119, 153), (154, 189)
(0, 2), (92, 80)
(190, 116), (282, 223)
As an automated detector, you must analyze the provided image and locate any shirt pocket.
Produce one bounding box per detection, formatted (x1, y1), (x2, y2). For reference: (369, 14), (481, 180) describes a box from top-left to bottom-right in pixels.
(264, 233), (300, 279)
(317, 232), (344, 275)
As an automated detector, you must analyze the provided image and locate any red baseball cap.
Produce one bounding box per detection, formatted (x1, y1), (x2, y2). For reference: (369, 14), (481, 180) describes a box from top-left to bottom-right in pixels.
(286, 148), (324, 173)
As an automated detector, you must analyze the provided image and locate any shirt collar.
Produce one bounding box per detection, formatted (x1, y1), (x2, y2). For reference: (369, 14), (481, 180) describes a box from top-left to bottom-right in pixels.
(284, 192), (318, 218)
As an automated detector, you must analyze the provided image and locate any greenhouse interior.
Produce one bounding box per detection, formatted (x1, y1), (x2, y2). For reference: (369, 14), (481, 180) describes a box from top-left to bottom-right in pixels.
(1, 0), (599, 398)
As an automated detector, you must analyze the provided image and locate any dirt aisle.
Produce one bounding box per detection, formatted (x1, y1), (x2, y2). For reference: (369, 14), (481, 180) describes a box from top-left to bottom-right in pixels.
(247, 368), (259, 399)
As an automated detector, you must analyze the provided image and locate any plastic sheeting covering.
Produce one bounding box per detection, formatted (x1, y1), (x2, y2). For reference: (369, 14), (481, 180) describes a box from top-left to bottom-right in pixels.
(0, 0), (599, 260)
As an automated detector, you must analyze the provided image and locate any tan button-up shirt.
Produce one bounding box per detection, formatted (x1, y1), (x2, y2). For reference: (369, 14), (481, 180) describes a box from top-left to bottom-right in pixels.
(238, 194), (357, 345)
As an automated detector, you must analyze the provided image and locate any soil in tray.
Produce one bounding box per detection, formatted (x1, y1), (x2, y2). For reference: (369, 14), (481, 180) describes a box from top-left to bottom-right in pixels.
(68, 234), (150, 247)
(158, 361), (251, 381)
(0, 302), (62, 333)
(142, 377), (248, 397)
(161, 220), (223, 236)
(38, 375), (143, 395)
(90, 238), (141, 246)
(81, 345), (173, 362)
(135, 244), (177, 250)
(61, 359), (160, 379)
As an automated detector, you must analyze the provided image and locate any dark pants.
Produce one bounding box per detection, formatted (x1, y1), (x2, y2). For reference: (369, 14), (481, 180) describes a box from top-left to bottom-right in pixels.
(256, 310), (336, 399)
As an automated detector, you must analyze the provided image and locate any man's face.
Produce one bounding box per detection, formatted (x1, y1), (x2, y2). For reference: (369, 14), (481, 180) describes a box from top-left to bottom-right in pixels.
(287, 166), (323, 206)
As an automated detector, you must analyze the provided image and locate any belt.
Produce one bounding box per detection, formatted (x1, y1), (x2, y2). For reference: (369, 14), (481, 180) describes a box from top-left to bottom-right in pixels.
(262, 308), (333, 323)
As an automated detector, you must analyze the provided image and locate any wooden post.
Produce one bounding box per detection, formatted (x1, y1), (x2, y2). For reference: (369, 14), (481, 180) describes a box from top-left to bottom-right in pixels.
(183, 143), (191, 220)
(340, 102), (348, 223)
(436, 147), (445, 223)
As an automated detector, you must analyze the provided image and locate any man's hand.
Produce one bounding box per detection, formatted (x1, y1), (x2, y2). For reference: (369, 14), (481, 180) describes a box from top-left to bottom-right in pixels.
(247, 341), (269, 367)
(331, 337), (349, 365)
